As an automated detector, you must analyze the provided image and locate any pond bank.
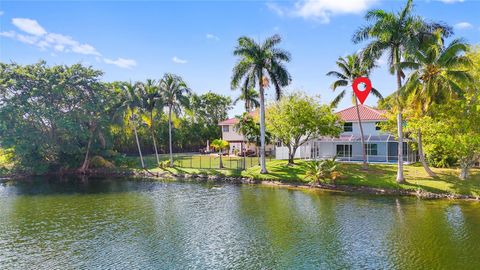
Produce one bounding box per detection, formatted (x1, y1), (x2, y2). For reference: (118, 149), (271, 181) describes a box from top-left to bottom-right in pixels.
(134, 169), (480, 202)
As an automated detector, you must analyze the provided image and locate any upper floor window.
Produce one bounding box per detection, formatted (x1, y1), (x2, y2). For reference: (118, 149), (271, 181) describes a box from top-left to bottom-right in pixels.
(375, 122), (382, 131)
(343, 122), (353, 132)
(222, 125), (229, 132)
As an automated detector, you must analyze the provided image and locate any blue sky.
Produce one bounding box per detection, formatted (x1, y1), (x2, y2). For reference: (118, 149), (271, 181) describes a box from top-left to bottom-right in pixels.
(1, 0), (479, 116)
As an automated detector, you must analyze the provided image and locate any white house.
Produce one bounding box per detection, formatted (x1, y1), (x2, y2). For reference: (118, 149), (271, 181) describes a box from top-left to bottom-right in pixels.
(275, 105), (417, 163)
(218, 110), (275, 155)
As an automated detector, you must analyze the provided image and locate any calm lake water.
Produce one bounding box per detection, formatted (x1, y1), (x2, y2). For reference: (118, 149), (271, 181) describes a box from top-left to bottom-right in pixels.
(0, 178), (479, 269)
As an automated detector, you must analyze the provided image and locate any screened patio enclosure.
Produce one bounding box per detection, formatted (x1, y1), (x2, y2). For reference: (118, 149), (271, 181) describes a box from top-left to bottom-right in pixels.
(309, 134), (417, 163)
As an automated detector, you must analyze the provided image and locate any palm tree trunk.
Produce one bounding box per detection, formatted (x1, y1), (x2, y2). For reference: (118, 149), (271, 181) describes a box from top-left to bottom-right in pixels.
(151, 112), (160, 165)
(259, 83), (268, 174)
(132, 113), (145, 169)
(396, 68), (405, 183)
(168, 105), (174, 167)
(417, 129), (436, 177)
(355, 98), (368, 169)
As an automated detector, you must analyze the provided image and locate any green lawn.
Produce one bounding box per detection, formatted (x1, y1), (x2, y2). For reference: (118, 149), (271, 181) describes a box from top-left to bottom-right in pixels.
(119, 155), (480, 196)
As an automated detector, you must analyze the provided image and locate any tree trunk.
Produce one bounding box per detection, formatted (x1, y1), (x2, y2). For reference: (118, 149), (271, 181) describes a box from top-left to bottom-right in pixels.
(219, 149), (223, 168)
(259, 78), (268, 174)
(355, 98), (368, 169)
(417, 129), (436, 177)
(132, 113), (145, 169)
(288, 145), (294, 165)
(80, 129), (94, 173)
(151, 112), (160, 166)
(168, 105), (174, 167)
(459, 163), (470, 180)
(396, 68), (405, 183)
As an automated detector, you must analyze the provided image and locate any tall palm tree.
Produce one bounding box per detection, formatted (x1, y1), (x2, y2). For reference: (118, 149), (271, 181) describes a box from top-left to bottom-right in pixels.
(352, 0), (452, 183)
(116, 82), (145, 168)
(401, 35), (472, 177)
(139, 79), (163, 165)
(231, 34), (291, 174)
(327, 53), (383, 169)
(233, 86), (260, 113)
(159, 73), (191, 167)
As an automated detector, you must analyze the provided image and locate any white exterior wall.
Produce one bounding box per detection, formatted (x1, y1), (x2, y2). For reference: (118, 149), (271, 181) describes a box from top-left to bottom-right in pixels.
(275, 142), (312, 160)
(220, 124), (244, 141)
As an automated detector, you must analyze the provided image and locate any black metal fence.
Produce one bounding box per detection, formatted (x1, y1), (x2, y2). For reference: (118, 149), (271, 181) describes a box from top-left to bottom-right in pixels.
(172, 154), (273, 170)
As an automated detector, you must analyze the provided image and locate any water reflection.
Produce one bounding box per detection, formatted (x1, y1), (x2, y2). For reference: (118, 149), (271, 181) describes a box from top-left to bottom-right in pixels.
(0, 178), (479, 269)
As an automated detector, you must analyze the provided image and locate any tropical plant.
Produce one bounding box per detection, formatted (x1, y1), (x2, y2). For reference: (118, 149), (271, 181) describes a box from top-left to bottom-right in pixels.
(231, 34), (292, 173)
(116, 82), (145, 168)
(210, 139), (229, 168)
(266, 92), (342, 165)
(235, 113), (272, 164)
(352, 0), (452, 183)
(138, 79), (163, 165)
(159, 73), (191, 167)
(305, 157), (339, 185)
(401, 35), (472, 177)
(326, 53), (383, 169)
(233, 86), (260, 113)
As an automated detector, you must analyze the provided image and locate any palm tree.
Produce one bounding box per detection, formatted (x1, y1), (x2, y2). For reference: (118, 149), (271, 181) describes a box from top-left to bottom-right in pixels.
(326, 53), (383, 169)
(159, 73), (191, 167)
(139, 79), (163, 166)
(231, 34), (291, 174)
(352, 0), (452, 183)
(401, 35), (472, 177)
(210, 139), (229, 168)
(116, 82), (145, 168)
(233, 86), (260, 113)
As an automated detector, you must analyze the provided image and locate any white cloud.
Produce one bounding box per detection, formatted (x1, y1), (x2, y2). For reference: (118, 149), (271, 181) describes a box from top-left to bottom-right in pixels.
(454, 22), (473, 30)
(172, 56), (187, 64)
(206, 33), (219, 41)
(72, 43), (100, 56)
(268, 0), (378, 23)
(0, 11), (4, 16)
(104, 58), (137, 69)
(12, 18), (47, 36)
(0, 31), (15, 38)
(266, 2), (285, 16)
(438, 0), (464, 3)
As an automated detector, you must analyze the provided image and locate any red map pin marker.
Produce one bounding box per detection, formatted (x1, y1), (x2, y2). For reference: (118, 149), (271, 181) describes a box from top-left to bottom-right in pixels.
(352, 77), (372, 104)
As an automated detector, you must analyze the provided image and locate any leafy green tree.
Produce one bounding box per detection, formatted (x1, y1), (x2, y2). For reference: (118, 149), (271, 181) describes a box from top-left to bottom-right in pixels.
(210, 139), (229, 168)
(420, 97), (480, 180)
(267, 92), (342, 165)
(115, 82), (145, 168)
(353, 0), (452, 183)
(231, 34), (292, 173)
(326, 53), (382, 169)
(401, 35), (472, 177)
(160, 73), (191, 167)
(0, 62), (108, 173)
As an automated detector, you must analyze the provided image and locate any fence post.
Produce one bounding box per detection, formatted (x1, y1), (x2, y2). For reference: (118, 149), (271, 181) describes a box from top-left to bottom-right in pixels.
(190, 155), (192, 168)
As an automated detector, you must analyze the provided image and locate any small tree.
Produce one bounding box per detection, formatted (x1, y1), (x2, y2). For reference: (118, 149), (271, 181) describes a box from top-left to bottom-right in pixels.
(267, 92), (342, 165)
(210, 139), (229, 168)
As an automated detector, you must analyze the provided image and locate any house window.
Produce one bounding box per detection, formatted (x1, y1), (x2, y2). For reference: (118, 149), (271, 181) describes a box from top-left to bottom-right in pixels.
(276, 140), (282, 147)
(222, 125), (229, 132)
(365, 143), (378, 156)
(343, 122), (353, 132)
(336, 144), (352, 157)
(375, 122), (381, 130)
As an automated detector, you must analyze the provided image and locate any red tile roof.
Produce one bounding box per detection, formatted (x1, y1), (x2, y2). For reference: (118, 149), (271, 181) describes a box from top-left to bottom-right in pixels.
(336, 105), (387, 121)
(218, 110), (258, 125)
(219, 105), (386, 126)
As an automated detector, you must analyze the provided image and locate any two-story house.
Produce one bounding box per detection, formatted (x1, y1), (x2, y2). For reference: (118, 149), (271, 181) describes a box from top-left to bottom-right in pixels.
(218, 111), (275, 155)
(275, 105), (417, 163)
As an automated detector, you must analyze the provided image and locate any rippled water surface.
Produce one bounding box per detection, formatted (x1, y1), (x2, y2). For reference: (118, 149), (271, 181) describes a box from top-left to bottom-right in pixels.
(0, 177), (479, 269)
